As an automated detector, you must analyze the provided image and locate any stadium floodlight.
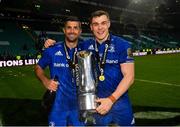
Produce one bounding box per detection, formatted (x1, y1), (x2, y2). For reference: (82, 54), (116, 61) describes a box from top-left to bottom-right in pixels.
(132, 0), (142, 4)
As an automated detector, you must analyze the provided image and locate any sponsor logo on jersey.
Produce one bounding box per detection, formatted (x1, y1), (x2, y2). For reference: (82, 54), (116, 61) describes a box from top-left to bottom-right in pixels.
(54, 63), (69, 67)
(55, 51), (63, 56)
(88, 44), (94, 50)
(106, 59), (118, 64)
(108, 44), (115, 53)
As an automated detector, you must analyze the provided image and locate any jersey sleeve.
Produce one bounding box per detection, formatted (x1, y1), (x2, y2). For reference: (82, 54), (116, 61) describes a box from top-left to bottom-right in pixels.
(38, 49), (51, 69)
(118, 41), (134, 64)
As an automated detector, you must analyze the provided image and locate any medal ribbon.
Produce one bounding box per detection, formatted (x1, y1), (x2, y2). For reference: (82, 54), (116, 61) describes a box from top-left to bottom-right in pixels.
(95, 35), (110, 80)
(64, 43), (77, 80)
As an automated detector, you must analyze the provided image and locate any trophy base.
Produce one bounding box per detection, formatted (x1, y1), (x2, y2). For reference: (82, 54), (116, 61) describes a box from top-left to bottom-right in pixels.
(78, 93), (97, 111)
(79, 110), (96, 125)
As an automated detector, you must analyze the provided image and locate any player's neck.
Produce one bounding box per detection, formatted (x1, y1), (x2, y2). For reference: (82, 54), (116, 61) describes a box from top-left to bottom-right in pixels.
(96, 33), (109, 44)
(66, 41), (78, 49)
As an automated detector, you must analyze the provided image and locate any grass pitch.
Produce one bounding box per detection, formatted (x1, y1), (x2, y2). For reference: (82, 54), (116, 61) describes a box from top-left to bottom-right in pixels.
(0, 53), (180, 125)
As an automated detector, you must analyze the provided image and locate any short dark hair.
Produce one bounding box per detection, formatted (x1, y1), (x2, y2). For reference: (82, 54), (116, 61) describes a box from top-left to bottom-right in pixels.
(64, 16), (81, 28)
(89, 10), (110, 24)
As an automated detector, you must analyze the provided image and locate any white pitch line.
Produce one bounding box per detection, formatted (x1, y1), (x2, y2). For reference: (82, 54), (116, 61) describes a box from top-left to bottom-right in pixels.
(135, 79), (180, 87)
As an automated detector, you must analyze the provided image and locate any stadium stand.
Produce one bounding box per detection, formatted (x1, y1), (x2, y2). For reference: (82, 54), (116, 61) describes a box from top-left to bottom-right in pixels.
(122, 32), (180, 51)
(0, 20), (37, 60)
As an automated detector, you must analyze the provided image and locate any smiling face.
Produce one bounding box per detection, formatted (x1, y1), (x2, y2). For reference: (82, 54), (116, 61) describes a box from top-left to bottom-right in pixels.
(63, 21), (82, 43)
(90, 15), (110, 43)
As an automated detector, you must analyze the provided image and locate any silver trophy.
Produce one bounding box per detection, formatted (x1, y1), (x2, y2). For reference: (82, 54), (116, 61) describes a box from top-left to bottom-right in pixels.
(76, 50), (98, 113)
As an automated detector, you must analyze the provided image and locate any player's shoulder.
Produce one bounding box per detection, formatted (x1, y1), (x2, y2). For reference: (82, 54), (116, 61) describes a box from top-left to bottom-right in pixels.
(83, 38), (94, 45)
(112, 35), (129, 45)
(78, 40), (85, 46)
(53, 41), (63, 47)
(43, 41), (63, 54)
(111, 34), (131, 49)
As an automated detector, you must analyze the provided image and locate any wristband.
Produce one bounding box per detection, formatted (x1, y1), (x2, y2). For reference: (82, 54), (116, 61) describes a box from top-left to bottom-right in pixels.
(108, 95), (116, 103)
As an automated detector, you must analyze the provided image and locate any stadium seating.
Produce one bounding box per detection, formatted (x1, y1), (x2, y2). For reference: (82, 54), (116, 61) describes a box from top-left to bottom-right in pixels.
(0, 20), (37, 59)
(122, 32), (180, 51)
(1, 19), (180, 60)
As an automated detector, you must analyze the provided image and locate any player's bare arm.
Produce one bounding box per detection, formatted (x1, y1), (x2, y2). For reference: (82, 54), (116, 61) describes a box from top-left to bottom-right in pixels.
(34, 65), (58, 91)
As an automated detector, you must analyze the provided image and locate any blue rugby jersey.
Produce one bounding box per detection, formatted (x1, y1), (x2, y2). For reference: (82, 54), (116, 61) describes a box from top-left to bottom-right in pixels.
(82, 34), (134, 98)
(38, 42), (83, 111)
(83, 34), (135, 125)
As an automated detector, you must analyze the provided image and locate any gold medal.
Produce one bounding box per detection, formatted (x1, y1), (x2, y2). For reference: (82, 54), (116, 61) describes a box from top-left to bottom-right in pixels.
(99, 75), (105, 81)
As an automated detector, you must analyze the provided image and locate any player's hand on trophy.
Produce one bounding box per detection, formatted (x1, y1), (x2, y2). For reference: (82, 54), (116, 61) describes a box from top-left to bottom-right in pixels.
(95, 98), (113, 115)
(44, 39), (56, 48)
(44, 79), (58, 92)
